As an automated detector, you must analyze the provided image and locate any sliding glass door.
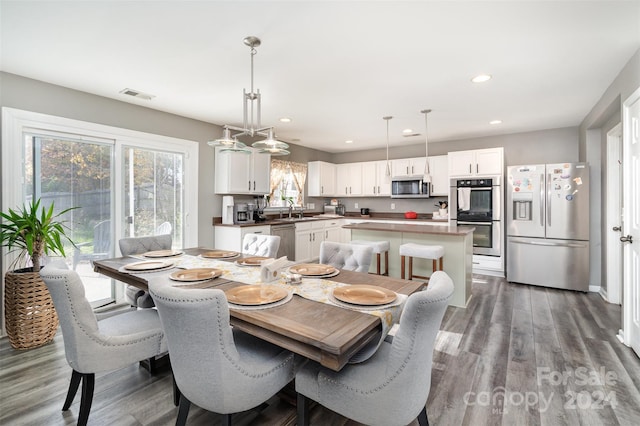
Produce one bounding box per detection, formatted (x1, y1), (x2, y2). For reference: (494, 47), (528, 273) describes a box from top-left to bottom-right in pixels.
(24, 132), (115, 305)
(122, 147), (184, 248)
(2, 108), (199, 312)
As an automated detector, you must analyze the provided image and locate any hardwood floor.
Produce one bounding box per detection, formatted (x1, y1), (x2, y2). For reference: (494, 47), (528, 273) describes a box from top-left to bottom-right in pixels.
(1, 275), (639, 425)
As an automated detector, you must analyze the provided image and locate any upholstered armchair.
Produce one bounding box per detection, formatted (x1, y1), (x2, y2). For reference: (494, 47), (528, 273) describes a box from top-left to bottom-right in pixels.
(118, 234), (172, 308)
(319, 241), (373, 272)
(149, 279), (301, 426)
(295, 271), (454, 426)
(241, 233), (281, 258)
(40, 262), (167, 426)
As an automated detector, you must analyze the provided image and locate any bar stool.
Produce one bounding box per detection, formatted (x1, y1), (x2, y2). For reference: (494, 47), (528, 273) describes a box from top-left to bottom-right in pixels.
(350, 240), (390, 276)
(399, 243), (444, 281)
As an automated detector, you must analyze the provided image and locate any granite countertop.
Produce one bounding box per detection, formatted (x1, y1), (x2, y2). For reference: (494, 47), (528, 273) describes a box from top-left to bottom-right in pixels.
(343, 221), (475, 236)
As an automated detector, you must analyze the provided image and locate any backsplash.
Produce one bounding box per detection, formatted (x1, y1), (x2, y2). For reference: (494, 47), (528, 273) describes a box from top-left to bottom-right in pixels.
(307, 196), (448, 215)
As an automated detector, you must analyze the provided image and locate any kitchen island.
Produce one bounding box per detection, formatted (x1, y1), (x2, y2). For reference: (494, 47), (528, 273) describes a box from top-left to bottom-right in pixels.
(343, 221), (474, 308)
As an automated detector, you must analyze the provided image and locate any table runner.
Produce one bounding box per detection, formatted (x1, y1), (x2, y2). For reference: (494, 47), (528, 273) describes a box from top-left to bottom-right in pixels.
(126, 254), (406, 362)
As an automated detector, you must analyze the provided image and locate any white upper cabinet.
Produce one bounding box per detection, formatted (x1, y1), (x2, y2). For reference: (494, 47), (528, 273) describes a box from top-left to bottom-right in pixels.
(427, 155), (449, 196)
(308, 161), (336, 197)
(448, 147), (504, 177)
(391, 157), (427, 177)
(214, 147), (271, 194)
(335, 163), (363, 197)
(362, 160), (391, 196)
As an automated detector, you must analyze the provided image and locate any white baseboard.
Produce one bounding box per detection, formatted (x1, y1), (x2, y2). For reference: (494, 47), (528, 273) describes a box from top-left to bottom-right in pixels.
(598, 287), (609, 301)
(588, 285), (601, 293)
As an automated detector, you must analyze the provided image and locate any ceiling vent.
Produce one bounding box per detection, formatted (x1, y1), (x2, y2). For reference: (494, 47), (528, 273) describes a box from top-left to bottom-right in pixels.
(119, 88), (155, 100)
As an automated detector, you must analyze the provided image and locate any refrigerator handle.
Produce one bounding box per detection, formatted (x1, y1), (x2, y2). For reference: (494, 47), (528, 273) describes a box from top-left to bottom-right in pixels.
(547, 173), (551, 227)
(540, 174), (544, 226)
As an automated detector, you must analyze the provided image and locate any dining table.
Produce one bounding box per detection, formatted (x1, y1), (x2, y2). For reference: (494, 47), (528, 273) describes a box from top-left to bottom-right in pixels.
(93, 247), (424, 371)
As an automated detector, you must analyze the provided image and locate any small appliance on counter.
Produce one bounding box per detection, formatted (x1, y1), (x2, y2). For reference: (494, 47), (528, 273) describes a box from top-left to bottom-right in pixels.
(323, 204), (346, 216)
(222, 196), (235, 225)
(360, 208), (370, 217)
(252, 197), (267, 222)
(233, 203), (255, 224)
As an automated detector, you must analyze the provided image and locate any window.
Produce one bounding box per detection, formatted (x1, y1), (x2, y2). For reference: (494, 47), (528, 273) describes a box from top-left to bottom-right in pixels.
(268, 159), (307, 208)
(2, 107), (199, 306)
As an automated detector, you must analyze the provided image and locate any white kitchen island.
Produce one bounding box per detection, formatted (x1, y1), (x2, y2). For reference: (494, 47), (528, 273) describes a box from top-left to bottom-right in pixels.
(343, 221), (474, 308)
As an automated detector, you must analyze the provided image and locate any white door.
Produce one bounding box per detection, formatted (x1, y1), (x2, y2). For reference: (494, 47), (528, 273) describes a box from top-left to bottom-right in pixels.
(606, 124), (623, 304)
(622, 87), (640, 357)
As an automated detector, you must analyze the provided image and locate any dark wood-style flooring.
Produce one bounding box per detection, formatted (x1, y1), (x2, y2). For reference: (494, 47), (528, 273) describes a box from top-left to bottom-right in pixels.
(1, 275), (639, 425)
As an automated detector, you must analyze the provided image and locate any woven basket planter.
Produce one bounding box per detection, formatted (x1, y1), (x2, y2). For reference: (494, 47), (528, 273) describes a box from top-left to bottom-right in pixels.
(4, 269), (58, 350)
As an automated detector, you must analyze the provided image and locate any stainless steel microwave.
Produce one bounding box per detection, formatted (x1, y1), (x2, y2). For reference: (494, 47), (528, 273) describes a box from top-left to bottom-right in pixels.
(391, 176), (430, 198)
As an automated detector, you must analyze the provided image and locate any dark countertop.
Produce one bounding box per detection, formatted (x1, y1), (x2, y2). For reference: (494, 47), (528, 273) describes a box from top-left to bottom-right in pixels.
(343, 221), (475, 236)
(213, 212), (450, 228)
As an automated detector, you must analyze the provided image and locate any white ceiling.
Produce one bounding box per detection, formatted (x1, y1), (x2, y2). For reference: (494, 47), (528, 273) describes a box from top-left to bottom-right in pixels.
(2, 1), (639, 153)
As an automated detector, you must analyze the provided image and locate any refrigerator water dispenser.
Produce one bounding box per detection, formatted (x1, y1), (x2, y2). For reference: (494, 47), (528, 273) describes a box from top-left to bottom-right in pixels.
(512, 193), (533, 221)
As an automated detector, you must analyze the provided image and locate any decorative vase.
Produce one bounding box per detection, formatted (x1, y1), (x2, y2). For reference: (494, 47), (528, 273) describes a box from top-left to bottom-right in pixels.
(4, 269), (58, 350)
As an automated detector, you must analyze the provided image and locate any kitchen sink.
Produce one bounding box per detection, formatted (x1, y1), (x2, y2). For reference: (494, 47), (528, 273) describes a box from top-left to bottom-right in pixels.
(273, 217), (319, 222)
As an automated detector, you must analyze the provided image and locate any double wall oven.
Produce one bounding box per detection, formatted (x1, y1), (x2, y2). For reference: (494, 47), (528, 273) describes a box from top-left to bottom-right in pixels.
(450, 177), (502, 256)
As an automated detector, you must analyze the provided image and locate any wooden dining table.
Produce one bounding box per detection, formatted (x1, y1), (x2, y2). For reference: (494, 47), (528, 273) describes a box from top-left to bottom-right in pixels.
(93, 247), (424, 371)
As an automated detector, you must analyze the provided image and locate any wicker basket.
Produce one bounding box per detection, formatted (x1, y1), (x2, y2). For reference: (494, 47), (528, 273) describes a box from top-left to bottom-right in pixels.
(4, 269), (59, 350)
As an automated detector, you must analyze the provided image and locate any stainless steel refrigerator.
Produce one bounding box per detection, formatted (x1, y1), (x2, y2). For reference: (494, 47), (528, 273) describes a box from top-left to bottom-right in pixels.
(506, 163), (589, 291)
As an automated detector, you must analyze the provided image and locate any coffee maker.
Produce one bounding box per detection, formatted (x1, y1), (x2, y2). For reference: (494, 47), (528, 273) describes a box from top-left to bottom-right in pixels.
(233, 203), (255, 224)
(253, 197), (267, 222)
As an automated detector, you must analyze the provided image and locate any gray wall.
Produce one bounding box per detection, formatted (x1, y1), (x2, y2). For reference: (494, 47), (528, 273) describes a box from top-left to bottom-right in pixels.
(327, 126), (579, 215)
(1, 72), (221, 247)
(0, 72), (332, 242)
(578, 48), (640, 294)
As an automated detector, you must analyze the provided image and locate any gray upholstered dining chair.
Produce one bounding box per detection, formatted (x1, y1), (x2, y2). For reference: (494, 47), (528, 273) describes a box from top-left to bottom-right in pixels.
(40, 261), (167, 426)
(148, 279), (301, 426)
(241, 233), (281, 258)
(319, 241), (373, 272)
(119, 234), (172, 308)
(295, 270), (454, 426)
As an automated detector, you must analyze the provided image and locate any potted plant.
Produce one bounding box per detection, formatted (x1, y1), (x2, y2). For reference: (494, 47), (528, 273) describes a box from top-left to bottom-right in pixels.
(0, 199), (76, 350)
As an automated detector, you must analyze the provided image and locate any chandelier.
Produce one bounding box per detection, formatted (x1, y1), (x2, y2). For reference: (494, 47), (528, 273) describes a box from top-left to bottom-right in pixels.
(207, 36), (290, 156)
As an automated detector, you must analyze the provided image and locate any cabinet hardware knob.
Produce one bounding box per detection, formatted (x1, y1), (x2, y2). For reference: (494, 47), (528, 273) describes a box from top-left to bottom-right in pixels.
(620, 235), (633, 243)
(612, 226), (621, 232)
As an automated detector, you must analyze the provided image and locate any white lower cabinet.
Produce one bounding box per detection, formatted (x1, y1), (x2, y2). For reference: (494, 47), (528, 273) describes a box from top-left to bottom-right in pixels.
(294, 219), (346, 262)
(295, 221), (325, 262)
(323, 219), (343, 243)
(214, 225), (271, 252)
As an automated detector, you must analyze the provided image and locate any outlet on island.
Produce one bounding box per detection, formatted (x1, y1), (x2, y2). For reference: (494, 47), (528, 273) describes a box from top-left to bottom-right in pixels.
(354, 203), (359, 209)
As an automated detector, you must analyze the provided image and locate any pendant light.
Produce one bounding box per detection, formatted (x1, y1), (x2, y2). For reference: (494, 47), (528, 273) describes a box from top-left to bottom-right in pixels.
(421, 109), (432, 182)
(383, 116), (393, 177)
(208, 36), (289, 155)
(207, 127), (249, 152)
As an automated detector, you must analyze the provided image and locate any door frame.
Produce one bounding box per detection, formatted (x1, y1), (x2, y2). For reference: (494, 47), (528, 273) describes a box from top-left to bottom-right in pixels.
(620, 87), (640, 354)
(605, 123), (622, 304)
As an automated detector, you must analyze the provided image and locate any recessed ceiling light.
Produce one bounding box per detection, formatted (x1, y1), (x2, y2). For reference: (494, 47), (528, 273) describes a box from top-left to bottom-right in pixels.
(471, 74), (492, 83)
(279, 117), (292, 123)
(402, 128), (413, 134)
(345, 140), (353, 144)
(489, 120), (502, 125)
